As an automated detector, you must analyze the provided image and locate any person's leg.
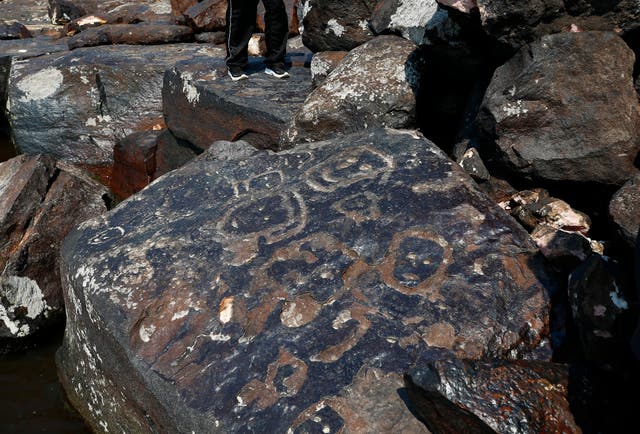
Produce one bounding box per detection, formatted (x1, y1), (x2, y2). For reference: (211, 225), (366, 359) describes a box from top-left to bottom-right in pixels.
(261, 0), (288, 69)
(226, 0), (259, 71)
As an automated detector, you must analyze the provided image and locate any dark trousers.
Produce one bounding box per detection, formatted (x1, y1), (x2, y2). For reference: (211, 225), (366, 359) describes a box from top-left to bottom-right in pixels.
(225, 0), (288, 69)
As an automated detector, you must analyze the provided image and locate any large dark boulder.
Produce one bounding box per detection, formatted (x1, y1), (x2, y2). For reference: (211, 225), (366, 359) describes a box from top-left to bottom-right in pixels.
(0, 155), (108, 352)
(476, 31), (640, 186)
(0, 21), (33, 40)
(163, 55), (312, 152)
(477, 0), (640, 54)
(300, 0), (377, 52)
(609, 174), (640, 249)
(284, 35), (423, 145)
(58, 128), (552, 433)
(405, 359), (581, 434)
(7, 44), (222, 166)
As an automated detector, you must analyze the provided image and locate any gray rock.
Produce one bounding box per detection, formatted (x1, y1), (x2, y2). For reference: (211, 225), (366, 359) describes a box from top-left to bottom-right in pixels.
(58, 128), (552, 433)
(285, 35), (423, 145)
(609, 173), (640, 248)
(162, 54), (311, 152)
(7, 43), (223, 165)
(476, 31), (640, 186)
(0, 0), (50, 25)
(0, 155), (108, 351)
(299, 0), (377, 52)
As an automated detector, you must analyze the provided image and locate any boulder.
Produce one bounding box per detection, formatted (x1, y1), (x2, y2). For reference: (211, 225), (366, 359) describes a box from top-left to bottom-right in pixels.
(58, 128), (552, 433)
(299, 0), (377, 52)
(309, 50), (347, 88)
(162, 54), (312, 152)
(531, 224), (596, 269)
(568, 254), (637, 365)
(405, 359), (580, 434)
(0, 0), (50, 25)
(0, 21), (33, 39)
(110, 129), (199, 199)
(284, 35), (423, 145)
(609, 174), (640, 248)
(7, 44), (223, 166)
(68, 23), (194, 49)
(458, 147), (490, 182)
(0, 155), (108, 352)
(48, 0), (87, 24)
(477, 0), (640, 55)
(182, 0), (227, 32)
(476, 31), (640, 186)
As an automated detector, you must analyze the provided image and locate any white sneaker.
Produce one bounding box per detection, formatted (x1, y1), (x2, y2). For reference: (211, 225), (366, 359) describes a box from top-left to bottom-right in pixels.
(228, 68), (249, 81)
(264, 67), (290, 79)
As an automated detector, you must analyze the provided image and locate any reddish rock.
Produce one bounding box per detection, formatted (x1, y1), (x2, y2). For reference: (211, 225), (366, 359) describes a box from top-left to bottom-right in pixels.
(68, 23), (194, 49)
(285, 35), (423, 145)
(438, 0), (477, 13)
(476, 31), (640, 186)
(309, 50), (347, 88)
(182, 0), (227, 32)
(405, 359), (581, 434)
(0, 155), (108, 351)
(609, 173), (640, 248)
(58, 128), (552, 432)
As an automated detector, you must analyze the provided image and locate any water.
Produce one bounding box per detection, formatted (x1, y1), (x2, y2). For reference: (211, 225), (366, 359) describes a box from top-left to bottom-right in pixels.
(0, 327), (91, 433)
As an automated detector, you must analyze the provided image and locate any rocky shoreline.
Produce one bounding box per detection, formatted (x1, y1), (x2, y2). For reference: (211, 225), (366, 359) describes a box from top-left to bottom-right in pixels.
(1, 0), (639, 433)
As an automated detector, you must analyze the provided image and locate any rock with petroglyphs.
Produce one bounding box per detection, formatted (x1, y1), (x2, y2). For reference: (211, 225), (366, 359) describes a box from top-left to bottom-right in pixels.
(162, 53), (311, 152)
(0, 154), (108, 352)
(299, 0), (377, 52)
(405, 358), (581, 434)
(284, 35), (423, 145)
(476, 31), (640, 186)
(6, 43), (223, 166)
(58, 128), (552, 433)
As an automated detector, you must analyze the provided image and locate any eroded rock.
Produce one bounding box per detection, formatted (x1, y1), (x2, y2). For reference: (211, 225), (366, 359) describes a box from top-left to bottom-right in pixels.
(58, 128), (552, 433)
(609, 173), (640, 248)
(68, 23), (194, 49)
(299, 0), (377, 52)
(476, 31), (640, 186)
(7, 43), (223, 165)
(163, 54), (311, 151)
(309, 50), (347, 88)
(405, 358), (581, 434)
(0, 155), (108, 351)
(285, 35), (423, 145)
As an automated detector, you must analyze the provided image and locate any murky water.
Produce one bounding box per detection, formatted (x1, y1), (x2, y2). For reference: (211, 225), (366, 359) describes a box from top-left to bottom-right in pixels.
(0, 327), (91, 433)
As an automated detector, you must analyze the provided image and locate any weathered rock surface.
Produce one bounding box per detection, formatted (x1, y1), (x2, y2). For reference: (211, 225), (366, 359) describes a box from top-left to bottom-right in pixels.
(7, 43), (223, 165)
(438, 0), (477, 13)
(58, 128), (552, 433)
(531, 224), (595, 269)
(110, 129), (199, 199)
(182, 0), (227, 32)
(477, 0), (640, 54)
(285, 35), (423, 144)
(68, 23), (194, 49)
(609, 174), (640, 248)
(0, 0), (50, 25)
(476, 31), (640, 186)
(163, 55), (312, 151)
(309, 50), (347, 88)
(0, 155), (108, 351)
(0, 21), (33, 40)
(458, 147), (489, 182)
(48, 0), (87, 24)
(300, 0), (377, 52)
(568, 254), (636, 365)
(405, 358), (580, 434)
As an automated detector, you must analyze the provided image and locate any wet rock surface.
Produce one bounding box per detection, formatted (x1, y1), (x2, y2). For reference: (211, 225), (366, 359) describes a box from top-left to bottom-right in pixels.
(405, 358), (581, 434)
(0, 155), (108, 351)
(163, 54), (312, 151)
(300, 0), (377, 52)
(58, 128), (552, 433)
(285, 35), (423, 144)
(7, 43), (222, 165)
(476, 31), (640, 186)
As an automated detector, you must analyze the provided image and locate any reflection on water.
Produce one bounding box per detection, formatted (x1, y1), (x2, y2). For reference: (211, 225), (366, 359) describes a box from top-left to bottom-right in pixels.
(0, 327), (91, 433)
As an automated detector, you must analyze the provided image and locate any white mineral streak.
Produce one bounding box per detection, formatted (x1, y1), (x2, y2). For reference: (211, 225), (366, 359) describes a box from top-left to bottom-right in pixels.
(0, 276), (48, 337)
(219, 297), (234, 324)
(325, 19), (345, 37)
(181, 71), (200, 104)
(310, 56), (331, 80)
(16, 67), (64, 102)
(139, 324), (156, 342)
(301, 0), (312, 18)
(171, 310), (189, 321)
(502, 100), (529, 117)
